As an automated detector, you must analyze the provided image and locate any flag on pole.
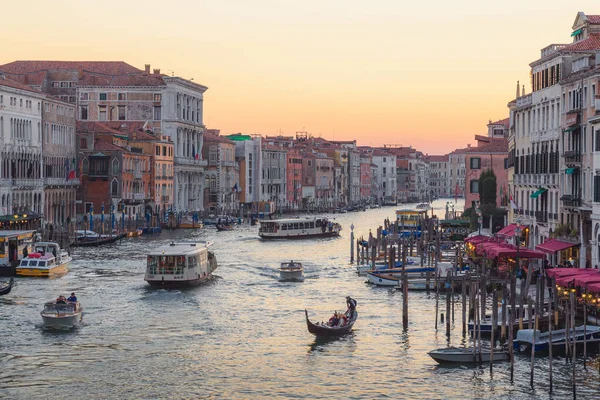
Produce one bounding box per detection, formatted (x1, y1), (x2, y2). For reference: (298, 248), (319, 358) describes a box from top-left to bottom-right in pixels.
(232, 183), (238, 192)
(192, 145), (196, 160)
(510, 193), (518, 210)
(68, 158), (76, 181)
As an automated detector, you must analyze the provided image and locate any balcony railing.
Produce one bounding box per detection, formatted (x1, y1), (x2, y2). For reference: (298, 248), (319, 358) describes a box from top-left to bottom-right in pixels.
(561, 194), (582, 208)
(133, 193), (145, 200)
(44, 177), (81, 186)
(12, 179), (43, 188)
(563, 151), (582, 165)
(134, 171), (142, 179)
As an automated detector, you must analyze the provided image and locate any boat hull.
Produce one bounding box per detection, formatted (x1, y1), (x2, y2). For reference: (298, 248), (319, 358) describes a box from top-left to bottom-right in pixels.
(279, 270), (304, 282)
(41, 312), (82, 329)
(260, 231), (340, 240)
(0, 278), (14, 295)
(428, 347), (509, 364)
(71, 233), (126, 247)
(146, 275), (213, 288)
(16, 263), (68, 278)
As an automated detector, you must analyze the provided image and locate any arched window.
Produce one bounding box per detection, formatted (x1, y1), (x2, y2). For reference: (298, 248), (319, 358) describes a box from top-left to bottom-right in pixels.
(112, 159), (120, 174)
(112, 179), (119, 196)
(210, 175), (217, 192)
(82, 158), (89, 174)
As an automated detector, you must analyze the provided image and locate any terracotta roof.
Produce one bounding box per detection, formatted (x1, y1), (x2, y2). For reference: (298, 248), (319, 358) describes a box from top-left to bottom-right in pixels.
(78, 121), (157, 141)
(0, 61), (142, 75)
(562, 33), (600, 52)
(426, 155), (449, 162)
(489, 117), (509, 128)
(78, 74), (165, 87)
(466, 138), (508, 154)
(587, 15), (600, 24)
(93, 138), (126, 152)
(204, 133), (234, 145)
(373, 150), (393, 156)
(0, 76), (41, 94)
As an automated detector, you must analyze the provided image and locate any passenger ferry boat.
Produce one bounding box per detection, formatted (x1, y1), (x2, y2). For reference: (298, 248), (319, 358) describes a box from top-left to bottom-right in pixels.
(258, 217), (342, 239)
(16, 242), (71, 278)
(144, 241), (218, 287)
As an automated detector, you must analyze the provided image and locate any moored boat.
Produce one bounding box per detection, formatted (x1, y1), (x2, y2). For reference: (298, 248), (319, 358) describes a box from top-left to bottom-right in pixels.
(305, 309), (358, 337)
(279, 261), (304, 281)
(41, 300), (82, 329)
(428, 347), (509, 364)
(259, 217), (341, 239)
(514, 325), (600, 353)
(0, 278), (14, 295)
(16, 242), (71, 278)
(144, 241), (218, 288)
(72, 230), (126, 247)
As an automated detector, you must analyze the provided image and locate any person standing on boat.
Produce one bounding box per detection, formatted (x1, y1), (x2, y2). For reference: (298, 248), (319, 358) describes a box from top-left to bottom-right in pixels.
(346, 296), (357, 316)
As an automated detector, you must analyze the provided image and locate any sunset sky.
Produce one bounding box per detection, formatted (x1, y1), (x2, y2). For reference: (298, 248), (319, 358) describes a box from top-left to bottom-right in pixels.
(2, 1), (598, 154)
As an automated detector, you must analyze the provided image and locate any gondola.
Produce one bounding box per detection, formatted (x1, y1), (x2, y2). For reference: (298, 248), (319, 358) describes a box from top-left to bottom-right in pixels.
(305, 309), (358, 336)
(216, 223), (235, 231)
(71, 233), (127, 247)
(0, 278), (14, 296)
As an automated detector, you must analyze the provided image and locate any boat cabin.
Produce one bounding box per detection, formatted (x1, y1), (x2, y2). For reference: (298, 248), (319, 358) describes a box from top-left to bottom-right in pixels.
(145, 241), (217, 286)
(259, 217), (341, 238)
(395, 209), (428, 229)
(0, 230), (35, 269)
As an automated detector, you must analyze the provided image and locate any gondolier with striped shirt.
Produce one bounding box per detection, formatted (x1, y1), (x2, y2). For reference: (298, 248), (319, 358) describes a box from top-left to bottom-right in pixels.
(346, 296), (357, 316)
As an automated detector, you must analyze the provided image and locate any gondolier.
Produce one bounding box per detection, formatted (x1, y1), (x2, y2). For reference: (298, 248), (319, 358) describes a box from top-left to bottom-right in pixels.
(346, 296), (357, 315)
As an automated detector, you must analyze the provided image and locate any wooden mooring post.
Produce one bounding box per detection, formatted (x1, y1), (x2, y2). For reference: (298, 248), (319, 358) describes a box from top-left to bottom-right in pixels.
(402, 241), (408, 330)
(445, 274), (451, 337)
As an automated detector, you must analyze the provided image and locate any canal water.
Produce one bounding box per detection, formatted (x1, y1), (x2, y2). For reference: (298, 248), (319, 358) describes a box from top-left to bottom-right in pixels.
(1, 199), (599, 399)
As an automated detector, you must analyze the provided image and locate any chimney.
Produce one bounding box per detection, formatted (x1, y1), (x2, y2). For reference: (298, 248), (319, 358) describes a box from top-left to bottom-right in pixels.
(516, 80), (520, 98)
(153, 69), (160, 75)
(145, 64), (150, 74)
(78, 65), (84, 80)
(522, 84), (526, 95)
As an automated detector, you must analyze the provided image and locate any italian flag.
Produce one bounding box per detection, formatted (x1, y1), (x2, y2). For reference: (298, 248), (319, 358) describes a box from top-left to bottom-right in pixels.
(68, 158), (76, 181)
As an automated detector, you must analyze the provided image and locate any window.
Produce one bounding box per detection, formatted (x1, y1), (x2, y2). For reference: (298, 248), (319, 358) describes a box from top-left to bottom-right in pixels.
(470, 157), (481, 169)
(156, 146), (160, 156)
(80, 106), (88, 120)
(595, 176), (600, 203)
(596, 128), (600, 152)
(80, 138), (88, 149)
(118, 93), (127, 101)
(99, 106), (107, 121)
(154, 94), (162, 102)
(112, 159), (120, 174)
(470, 179), (479, 194)
(82, 158), (89, 174)
(118, 106), (126, 120)
(99, 93), (107, 101)
(112, 179), (119, 196)
(153, 106), (161, 120)
(80, 93), (89, 101)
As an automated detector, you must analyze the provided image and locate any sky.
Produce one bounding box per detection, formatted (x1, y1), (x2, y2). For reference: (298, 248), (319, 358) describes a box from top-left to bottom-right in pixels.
(1, 1), (598, 154)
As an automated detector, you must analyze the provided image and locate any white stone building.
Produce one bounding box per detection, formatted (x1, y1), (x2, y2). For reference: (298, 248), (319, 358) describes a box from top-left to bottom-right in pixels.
(260, 145), (287, 209)
(372, 150), (397, 203)
(0, 78), (44, 217)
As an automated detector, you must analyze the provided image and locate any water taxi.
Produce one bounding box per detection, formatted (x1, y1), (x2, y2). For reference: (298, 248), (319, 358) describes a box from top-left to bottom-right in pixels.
(16, 242), (71, 277)
(259, 217), (341, 239)
(144, 241), (218, 287)
(279, 261), (304, 281)
(41, 300), (82, 329)
(395, 208), (429, 229)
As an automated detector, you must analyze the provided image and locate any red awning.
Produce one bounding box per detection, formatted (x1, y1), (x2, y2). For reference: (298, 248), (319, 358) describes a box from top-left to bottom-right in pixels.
(546, 268), (584, 278)
(496, 223), (518, 237)
(536, 238), (578, 254)
(587, 282), (600, 294)
(572, 272), (600, 286)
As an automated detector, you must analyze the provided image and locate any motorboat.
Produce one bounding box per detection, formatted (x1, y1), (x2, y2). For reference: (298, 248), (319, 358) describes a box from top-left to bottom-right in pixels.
(41, 300), (82, 329)
(0, 278), (14, 295)
(356, 256), (421, 275)
(514, 325), (600, 353)
(16, 242), (71, 278)
(279, 261), (304, 282)
(178, 216), (203, 229)
(428, 347), (509, 364)
(216, 222), (236, 231)
(72, 230), (126, 247)
(145, 241), (218, 288)
(367, 263), (454, 288)
(259, 217), (341, 239)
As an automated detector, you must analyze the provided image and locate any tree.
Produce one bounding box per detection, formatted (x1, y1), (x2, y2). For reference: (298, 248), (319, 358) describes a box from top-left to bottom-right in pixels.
(479, 169), (497, 208)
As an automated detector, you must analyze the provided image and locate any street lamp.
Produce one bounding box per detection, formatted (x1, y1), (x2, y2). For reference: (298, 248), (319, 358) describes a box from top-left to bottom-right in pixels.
(515, 224), (522, 277)
(477, 216), (482, 236)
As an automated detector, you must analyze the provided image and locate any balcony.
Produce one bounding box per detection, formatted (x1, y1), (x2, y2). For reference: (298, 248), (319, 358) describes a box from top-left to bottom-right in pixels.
(134, 171), (142, 180)
(44, 177), (81, 186)
(535, 211), (548, 223)
(561, 194), (582, 208)
(12, 179), (43, 189)
(175, 156), (207, 167)
(563, 151), (582, 166)
(133, 193), (145, 200)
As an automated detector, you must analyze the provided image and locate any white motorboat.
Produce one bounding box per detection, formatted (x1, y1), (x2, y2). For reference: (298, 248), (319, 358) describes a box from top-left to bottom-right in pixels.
(428, 347), (509, 364)
(367, 263), (454, 288)
(356, 256), (421, 274)
(514, 325), (600, 353)
(16, 242), (71, 278)
(41, 301), (82, 329)
(279, 261), (304, 282)
(259, 217), (341, 239)
(145, 241), (218, 287)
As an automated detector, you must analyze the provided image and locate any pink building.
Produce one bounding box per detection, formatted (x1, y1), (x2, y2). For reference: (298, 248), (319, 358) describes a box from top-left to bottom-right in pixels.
(465, 135), (509, 210)
(360, 152), (372, 201)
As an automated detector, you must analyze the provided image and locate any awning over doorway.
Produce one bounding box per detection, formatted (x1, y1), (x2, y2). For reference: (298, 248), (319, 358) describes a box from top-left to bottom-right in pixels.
(535, 238), (578, 254)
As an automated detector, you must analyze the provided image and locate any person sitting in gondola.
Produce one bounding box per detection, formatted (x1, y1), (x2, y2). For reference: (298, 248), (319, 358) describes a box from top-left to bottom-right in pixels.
(328, 312), (339, 327)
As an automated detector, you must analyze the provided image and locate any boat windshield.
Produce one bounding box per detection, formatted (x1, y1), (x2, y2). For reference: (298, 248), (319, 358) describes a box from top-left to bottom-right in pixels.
(44, 303), (76, 313)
